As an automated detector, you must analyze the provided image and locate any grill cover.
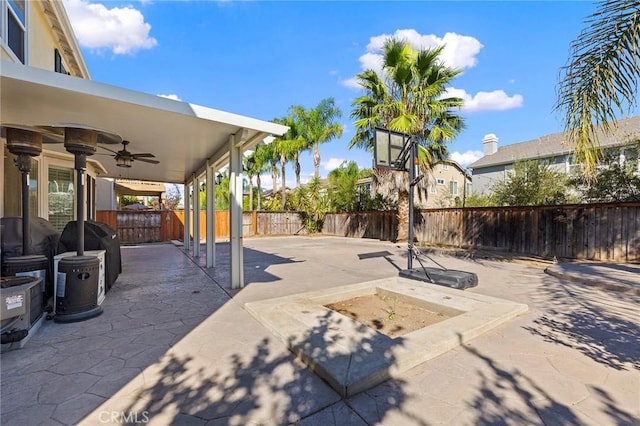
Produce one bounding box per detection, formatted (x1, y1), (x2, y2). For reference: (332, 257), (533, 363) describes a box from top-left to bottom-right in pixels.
(57, 221), (122, 291)
(1, 217), (59, 302)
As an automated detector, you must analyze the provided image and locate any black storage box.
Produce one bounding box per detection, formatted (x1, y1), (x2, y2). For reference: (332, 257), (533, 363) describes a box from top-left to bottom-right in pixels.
(57, 221), (121, 292)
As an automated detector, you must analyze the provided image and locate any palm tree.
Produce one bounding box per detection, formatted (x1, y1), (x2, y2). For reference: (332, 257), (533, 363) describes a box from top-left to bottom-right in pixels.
(292, 98), (343, 179)
(244, 155), (260, 211)
(556, 0), (640, 178)
(253, 143), (278, 210)
(273, 115), (306, 210)
(349, 38), (465, 241)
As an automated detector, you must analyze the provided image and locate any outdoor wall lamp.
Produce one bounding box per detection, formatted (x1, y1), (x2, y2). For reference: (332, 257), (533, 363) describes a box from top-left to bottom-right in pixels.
(245, 155), (256, 171)
(216, 172), (223, 184)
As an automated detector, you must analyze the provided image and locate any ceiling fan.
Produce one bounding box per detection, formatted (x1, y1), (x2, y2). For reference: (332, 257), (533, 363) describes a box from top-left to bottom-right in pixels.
(101, 140), (159, 168)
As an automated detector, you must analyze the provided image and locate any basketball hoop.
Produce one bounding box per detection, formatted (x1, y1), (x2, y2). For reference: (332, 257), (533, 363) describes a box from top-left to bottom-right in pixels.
(373, 127), (412, 171)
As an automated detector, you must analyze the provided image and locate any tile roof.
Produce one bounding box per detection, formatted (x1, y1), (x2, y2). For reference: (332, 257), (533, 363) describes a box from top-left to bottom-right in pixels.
(469, 116), (640, 169)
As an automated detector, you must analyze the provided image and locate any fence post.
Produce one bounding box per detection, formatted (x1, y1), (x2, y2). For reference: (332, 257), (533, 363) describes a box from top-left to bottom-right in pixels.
(252, 211), (258, 236)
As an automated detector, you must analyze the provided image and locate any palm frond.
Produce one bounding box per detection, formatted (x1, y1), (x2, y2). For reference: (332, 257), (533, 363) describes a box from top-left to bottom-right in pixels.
(556, 0), (640, 178)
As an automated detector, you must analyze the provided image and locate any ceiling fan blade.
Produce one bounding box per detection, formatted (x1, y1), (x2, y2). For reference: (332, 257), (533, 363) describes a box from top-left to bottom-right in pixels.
(131, 153), (156, 158)
(135, 157), (160, 164)
(98, 145), (120, 155)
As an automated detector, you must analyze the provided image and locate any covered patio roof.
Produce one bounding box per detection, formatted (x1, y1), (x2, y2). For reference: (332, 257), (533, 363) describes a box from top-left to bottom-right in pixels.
(1, 60), (287, 183)
(2, 60), (288, 288)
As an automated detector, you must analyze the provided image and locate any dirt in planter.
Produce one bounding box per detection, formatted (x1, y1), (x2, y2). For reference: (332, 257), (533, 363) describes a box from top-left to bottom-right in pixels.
(325, 293), (453, 338)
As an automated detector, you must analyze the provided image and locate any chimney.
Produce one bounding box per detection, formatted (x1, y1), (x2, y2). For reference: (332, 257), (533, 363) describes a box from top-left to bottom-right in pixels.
(482, 133), (498, 155)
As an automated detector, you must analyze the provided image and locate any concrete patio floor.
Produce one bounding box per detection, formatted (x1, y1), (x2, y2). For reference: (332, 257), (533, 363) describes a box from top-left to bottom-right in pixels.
(1, 236), (638, 425)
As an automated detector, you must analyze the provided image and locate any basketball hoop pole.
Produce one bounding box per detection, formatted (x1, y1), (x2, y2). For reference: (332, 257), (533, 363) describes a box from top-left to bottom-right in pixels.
(407, 136), (416, 271)
(373, 126), (421, 270)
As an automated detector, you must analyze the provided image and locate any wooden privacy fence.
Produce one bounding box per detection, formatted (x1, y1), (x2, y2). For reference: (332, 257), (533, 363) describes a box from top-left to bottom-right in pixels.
(322, 211), (397, 241)
(96, 210), (303, 244)
(323, 202), (640, 262)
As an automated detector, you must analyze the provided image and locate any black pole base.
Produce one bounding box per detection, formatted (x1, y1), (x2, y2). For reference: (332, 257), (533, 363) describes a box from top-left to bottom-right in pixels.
(399, 268), (479, 290)
(53, 306), (103, 323)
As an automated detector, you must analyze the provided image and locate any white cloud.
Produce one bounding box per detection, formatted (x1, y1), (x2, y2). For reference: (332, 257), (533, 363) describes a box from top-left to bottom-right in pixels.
(361, 29), (483, 74)
(63, 0), (158, 54)
(446, 87), (523, 113)
(157, 94), (181, 101)
(450, 150), (484, 167)
(323, 158), (346, 172)
(346, 29), (485, 92)
(341, 77), (361, 90)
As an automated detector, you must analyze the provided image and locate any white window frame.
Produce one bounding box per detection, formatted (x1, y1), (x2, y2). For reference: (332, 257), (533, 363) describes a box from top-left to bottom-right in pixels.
(436, 178), (445, 186)
(2, 0), (28, 64)
(449, 180), (459, 196)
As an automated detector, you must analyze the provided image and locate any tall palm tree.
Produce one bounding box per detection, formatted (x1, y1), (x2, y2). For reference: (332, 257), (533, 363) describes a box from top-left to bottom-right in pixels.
(244, 154), (261, 211)
(350, 38), (465, 241)
(253, 142), (279, 210)
(556, 0), (640, 178)
(292, 98), (343, 179)
(273, 115), (306, 209)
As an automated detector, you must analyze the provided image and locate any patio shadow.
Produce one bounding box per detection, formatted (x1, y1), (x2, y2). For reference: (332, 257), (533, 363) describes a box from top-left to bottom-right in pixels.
(523, 278), (640, 371)
(106, 310), (414, 424)
(460, 334), (637, 425)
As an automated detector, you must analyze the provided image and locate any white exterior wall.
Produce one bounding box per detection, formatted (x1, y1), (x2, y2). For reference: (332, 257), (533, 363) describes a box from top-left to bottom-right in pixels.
(95, 178), (117, 211)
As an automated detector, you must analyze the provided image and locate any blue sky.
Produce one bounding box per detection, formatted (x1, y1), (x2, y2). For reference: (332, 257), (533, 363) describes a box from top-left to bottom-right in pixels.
(64, 0), (606, 189)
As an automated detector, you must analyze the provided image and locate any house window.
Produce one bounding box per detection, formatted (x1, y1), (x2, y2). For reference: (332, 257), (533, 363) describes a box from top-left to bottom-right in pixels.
(6, 0), (26, 63)
(436, 178), (445, 185)
(504, 164), (514, 178)
(466, 182), (473, 195)
(449, 180), (458, 196)
(48, 166), (75, 231)
(429, 184), (436, 194)
(54, 49), (69, 74)
(442, 164), (449, 170)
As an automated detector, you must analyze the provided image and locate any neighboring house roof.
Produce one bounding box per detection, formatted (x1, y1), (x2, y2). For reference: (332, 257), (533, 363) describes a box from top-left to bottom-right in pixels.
(437, 159), (472, 179)
(469, 116), (640, 169)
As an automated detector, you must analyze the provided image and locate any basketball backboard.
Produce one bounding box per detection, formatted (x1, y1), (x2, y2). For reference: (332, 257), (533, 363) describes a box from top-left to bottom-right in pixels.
(374, 127), (411, 170)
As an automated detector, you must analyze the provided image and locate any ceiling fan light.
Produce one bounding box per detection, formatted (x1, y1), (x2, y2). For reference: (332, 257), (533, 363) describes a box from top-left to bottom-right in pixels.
(117, 156), (132, 168)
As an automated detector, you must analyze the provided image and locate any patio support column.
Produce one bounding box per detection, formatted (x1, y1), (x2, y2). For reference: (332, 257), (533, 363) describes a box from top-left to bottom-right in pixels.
(193, 174), (201, 257)
(229, 130), (247, 289)
(206, 161), (216, 268)
(183, 182), (191, 251)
